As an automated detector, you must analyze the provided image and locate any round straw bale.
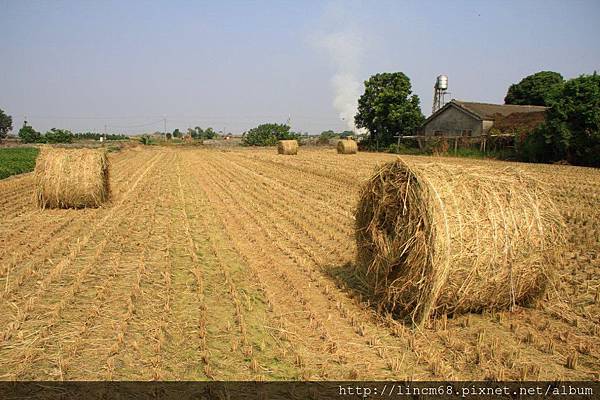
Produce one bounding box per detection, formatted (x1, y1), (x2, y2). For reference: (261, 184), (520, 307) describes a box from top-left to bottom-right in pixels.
(34, 147), (110, 209)
(337, 139), (358, 154)
(355, 158), (563, 326)
(277, 140), (298, 155)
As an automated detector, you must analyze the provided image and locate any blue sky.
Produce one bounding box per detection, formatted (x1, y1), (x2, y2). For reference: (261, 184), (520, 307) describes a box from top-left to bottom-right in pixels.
(1, 0), (599, 135)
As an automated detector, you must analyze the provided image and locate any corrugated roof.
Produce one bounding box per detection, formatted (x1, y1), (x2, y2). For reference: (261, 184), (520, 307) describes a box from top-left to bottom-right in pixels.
(452, 100), (548, 120)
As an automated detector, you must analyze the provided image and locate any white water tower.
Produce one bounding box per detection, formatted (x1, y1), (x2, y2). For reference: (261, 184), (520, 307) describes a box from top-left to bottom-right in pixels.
(432, 75), (449, 113)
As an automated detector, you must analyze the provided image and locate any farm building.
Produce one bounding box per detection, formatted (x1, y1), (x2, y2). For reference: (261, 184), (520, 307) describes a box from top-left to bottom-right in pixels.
(422, 100), (547, 137)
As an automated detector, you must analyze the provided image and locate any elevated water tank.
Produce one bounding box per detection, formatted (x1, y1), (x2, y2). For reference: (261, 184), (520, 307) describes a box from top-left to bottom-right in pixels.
(436, 75), (448, 90)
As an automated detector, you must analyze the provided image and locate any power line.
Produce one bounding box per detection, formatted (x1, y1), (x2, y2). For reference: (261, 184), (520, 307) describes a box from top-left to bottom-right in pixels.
(16, 115), (163, 120)
(17, 114), (344, 121)
(105, 119), (164, 129)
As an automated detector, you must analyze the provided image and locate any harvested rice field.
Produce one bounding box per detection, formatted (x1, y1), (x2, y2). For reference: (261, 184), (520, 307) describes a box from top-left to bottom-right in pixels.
(0, 146), (599, 380)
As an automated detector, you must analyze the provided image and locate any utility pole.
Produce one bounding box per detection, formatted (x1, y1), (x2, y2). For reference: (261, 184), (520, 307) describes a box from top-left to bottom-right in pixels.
(163, 116), (167, 139)
(104, 124), (107, 140)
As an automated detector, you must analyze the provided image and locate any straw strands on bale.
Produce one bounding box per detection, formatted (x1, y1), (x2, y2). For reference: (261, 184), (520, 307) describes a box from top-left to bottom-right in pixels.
(34, 147), (110, 209)
(337, 139), (358, 154)
(355, 158), (564, 326)
(277, 140), (298, 155)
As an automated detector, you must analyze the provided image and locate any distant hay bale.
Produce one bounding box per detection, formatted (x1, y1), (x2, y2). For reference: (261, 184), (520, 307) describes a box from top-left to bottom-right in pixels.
(337, 139), (358, 154)
(34, 147), (110, 209)
(277, 140), (298, 155)
(355, 158), (564, 326)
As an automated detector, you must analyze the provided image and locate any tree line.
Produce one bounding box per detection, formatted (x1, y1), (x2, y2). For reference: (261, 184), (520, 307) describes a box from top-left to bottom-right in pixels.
(18, 124), (128, 143)
(74, 132), (128, 140)
(0, 117), (129, 144)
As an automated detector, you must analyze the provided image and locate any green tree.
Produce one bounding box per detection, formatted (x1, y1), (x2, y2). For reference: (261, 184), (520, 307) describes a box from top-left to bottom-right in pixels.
(317, 130), (337, 144)
(242, 123), (296, 146)
(203, 127), (217, 139)
(355, 72), (424, 150)
(172, 128), (182, 138)
(18, 123), (42, 143)
(0, 108), (13, 142)
(504, 71), (564, 106)
(187, 126), (217, 140)
(194, 126), (204, 138)
(541, 73), (600, 166)
(44, 128), (74, 143)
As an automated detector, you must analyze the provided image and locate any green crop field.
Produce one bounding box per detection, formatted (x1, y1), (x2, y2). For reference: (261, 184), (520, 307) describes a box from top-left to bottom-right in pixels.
(0, 147), (39, 180)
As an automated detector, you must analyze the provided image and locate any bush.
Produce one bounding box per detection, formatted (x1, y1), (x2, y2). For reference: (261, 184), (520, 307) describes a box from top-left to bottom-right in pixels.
(187, 126), (217, 140)
(73, 132), (128, 140)
(242, 123), (298, 146)
(514, 127), (551, 163)
(203, 127), (217, 139)
(140, 135), (153, 145)
(387, 143), (400, 153)
(428, 137), (450, 155)
(317, 130), (338, 145)
(44, 128), (73, 143)
(19, 125), (42, 143)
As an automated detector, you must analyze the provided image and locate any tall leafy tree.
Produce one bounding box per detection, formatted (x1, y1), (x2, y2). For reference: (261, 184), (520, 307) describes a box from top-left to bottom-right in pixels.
(504, 71), (564, 106)
(0, 108), (13, 141)
(542, 73), (600, 166)
(355, 72), (424, 149)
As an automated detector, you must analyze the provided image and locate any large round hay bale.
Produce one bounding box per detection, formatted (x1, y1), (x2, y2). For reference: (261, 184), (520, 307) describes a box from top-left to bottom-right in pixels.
(34, 147), (110, 209)
(277, 140), (298, 155)
(337, 139), (358, 154)
(355, 158), (563, 326)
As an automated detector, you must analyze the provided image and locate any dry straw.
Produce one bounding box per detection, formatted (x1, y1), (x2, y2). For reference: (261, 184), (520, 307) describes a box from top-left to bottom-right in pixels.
(355, 157), (564, 326)
(337, 139), (358, 154)
(277, 140), (298, 155)
(34, 147), (110, 209)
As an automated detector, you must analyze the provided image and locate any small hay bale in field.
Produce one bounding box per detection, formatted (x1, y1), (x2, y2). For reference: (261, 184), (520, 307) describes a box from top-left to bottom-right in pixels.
(337, 139), (358, 154)
(277, 140), (298, 155)
(355, 158), (564, 326)
(34, 147), (110, 209)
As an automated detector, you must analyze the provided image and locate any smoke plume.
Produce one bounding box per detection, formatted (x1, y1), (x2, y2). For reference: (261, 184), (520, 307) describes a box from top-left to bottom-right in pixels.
(316, 29), (365, 132)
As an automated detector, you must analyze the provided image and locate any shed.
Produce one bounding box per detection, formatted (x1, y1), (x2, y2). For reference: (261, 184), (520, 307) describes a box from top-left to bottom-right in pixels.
(422, 100), (547, 137)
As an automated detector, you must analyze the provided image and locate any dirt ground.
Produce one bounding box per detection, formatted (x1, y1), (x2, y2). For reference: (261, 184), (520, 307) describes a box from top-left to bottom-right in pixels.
(0, 147), (598, 380)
